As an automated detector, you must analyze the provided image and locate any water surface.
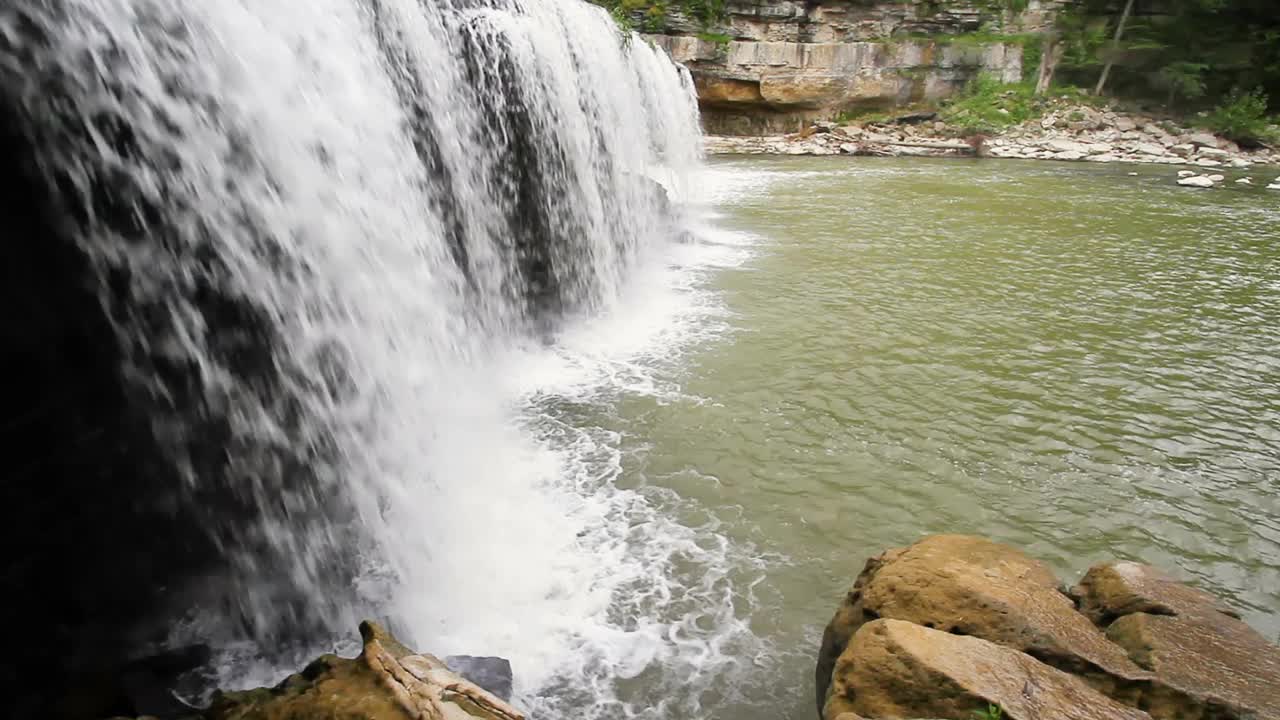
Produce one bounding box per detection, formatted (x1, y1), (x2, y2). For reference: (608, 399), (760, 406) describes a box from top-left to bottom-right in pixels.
(540, 156), (1280, 719)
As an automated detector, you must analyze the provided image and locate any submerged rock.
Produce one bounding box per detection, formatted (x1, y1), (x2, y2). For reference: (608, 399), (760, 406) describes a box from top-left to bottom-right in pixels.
(207, 622), (524, 720)
(816, 535), (1280, 720)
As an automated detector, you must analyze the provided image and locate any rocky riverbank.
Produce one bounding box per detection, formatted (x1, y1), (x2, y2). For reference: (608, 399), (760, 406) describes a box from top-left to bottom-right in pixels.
(706, 103), (1280, 184)
(105, 623), (521, 720)
(816, 535), (1280, 720)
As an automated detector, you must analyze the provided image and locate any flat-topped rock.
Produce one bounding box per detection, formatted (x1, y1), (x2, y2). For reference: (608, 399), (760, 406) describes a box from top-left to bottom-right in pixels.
(815, 534), (1149, 716)
(824, 619), (1152, 720)
(1075, 562), (1280, 719)
(817, 536), (1280, 720)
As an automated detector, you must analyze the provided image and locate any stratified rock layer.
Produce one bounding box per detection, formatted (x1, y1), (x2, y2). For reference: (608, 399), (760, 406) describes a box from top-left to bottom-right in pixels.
(817, 535), (1280, 720)
(642, 0), (1070, 133)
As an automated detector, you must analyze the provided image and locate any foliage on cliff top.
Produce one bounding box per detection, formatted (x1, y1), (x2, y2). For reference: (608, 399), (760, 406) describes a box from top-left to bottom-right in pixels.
(591, 0), (726, 33)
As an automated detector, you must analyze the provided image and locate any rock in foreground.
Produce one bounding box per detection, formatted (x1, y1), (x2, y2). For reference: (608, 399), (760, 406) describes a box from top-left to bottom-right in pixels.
(1075, 562), (1280, 719)
(208, 621), (523, 720)
(816, 535), (1280, 720)
(827, 619), (1150, 720)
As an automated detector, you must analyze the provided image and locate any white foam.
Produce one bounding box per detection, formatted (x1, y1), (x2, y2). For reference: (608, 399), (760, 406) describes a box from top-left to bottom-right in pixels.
(28, 0), (769, 712)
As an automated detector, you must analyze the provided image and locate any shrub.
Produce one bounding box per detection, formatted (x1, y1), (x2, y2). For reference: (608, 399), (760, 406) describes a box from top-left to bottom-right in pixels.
(940, 74), (1039, 135)
(1204, 88), (1278, 147)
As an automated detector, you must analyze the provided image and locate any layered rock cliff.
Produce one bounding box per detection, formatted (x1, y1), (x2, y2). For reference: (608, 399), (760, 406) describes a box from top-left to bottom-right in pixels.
(645, 0), (1072, 134)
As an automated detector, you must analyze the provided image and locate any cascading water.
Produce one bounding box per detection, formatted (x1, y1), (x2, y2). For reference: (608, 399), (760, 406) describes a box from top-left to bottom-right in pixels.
(2, 0), (763, 716)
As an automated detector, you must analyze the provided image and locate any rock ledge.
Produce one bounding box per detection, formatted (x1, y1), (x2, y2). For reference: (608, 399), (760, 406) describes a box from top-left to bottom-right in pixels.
(816, 535), (1280, 720)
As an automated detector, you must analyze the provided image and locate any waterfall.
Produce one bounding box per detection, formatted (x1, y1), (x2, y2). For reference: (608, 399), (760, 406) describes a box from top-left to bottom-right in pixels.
(1, 0), (716, 713)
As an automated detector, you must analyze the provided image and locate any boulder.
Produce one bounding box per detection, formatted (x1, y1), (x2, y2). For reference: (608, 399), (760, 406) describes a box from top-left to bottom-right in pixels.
(1045, 139), (1091, 154)
(1268, 181), (1280, 190)
(1177, 176), (1215, 187)
(445, 656), (514, 702)
(1133, 142), (1169, 157)
(1114, 117), (1138, 132)
(1177, 170), (1197, 177)
(1194, 158), (1224, 167)
(1170, 143), (1196, 157)
(1229, 158), (1251, 168)
(1207, 174), (1226, 183)
(1197, 147), (1229, 158)
(1073, 563), (1280, 719)
(1236, 178), (1253, 184)
(207, 621), (524, 720)
(815, 535), (1150, 716)
(1142, 123), (1172, 139)
(1186, 132), (1220, 147)
(823, 620), (1151, 720)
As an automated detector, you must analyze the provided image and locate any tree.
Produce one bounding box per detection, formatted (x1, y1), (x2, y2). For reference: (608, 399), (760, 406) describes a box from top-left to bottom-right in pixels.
(1093, 0), (1136, 96)
(1036, 33), (1064, 95)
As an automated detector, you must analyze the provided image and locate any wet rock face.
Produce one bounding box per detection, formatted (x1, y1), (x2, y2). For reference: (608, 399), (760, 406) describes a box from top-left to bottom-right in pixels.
(1074, 563), (1280, 719)
(444, 656), (515, 702)
(816, 536), (1280, 720)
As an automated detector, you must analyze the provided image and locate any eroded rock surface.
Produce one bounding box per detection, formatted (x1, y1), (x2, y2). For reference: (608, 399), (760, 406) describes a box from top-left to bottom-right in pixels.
(1075, 562), (1280, 719)
(207, 622), (523, 720)
(825, 619), (1152, 720)
(642, 0), (1059, 133)
(815, 534), (1149, 714)
(817, 536), (1280, 720)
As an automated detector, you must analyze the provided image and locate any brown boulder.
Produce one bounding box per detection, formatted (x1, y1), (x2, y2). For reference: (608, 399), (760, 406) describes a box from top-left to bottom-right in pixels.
(824, 619), (1152, 720)
(208, 621), (524, 720)
(1075, 562), (1280, 719)
(816, 535), (1149, 715)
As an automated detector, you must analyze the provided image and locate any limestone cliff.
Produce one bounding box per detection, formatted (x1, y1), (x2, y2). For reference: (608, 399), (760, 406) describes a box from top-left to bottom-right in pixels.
(644, 0), (1072, 134)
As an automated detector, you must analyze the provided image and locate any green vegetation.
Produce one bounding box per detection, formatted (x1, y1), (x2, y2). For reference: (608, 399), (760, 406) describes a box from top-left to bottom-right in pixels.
(972, 704), (1004, 720)
(696, 30), (733, 52)
(1054, 0), (1280, 113)
(1203, 87), (1279, 146)
(590, 0), (726, 33)
(936, 73), (1105, 135)
(941, 75), (1038, 134)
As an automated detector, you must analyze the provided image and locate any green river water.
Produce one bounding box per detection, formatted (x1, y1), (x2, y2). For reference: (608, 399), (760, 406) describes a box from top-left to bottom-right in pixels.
(543, 157), (1280, 719)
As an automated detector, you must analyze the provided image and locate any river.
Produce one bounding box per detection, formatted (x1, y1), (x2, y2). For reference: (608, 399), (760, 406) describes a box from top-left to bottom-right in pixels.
(526, 156), (1280, 719)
